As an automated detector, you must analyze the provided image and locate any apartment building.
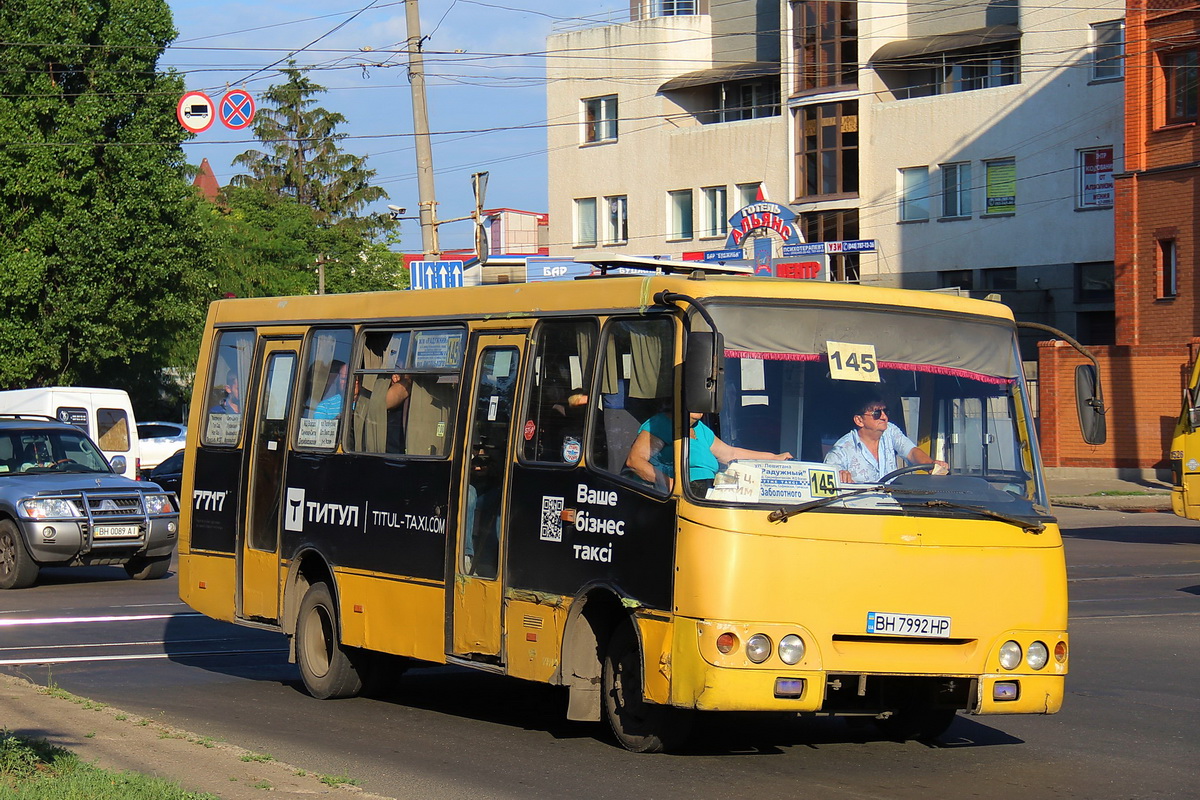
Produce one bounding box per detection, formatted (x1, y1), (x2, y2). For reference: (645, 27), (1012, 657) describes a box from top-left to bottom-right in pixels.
(549, 2), (1123, 343)
(546, 1), (788, 257)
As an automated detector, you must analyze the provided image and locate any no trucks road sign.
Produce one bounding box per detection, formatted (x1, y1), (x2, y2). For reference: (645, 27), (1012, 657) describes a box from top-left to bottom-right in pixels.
(176, 91), (215, 133)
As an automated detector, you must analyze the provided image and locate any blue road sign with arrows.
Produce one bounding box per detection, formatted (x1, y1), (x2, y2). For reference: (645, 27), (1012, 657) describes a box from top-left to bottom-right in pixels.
(410, 260), (465, 290)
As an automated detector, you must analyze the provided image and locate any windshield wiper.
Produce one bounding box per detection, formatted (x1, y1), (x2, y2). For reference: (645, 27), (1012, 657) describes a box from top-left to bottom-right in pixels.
(908, 499), (1045, 533)
(768, 485), (931, 523)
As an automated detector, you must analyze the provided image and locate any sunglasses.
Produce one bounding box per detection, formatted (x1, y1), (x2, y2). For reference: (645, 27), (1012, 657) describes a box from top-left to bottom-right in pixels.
(861, 407), (888, 420)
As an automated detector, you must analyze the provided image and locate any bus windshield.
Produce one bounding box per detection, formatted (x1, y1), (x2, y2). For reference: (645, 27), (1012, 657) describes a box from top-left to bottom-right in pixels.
(697, 301), (1045, 515)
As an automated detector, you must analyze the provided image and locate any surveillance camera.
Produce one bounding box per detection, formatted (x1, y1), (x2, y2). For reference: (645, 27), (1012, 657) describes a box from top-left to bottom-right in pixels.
(387, 205), (406, 214)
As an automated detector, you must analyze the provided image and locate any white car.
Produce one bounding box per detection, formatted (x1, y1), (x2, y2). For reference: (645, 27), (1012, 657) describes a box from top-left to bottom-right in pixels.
(137, 421), (187, 473)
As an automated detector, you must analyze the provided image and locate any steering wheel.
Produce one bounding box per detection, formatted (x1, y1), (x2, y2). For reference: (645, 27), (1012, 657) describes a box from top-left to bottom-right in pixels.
(878, 463), (938, 483)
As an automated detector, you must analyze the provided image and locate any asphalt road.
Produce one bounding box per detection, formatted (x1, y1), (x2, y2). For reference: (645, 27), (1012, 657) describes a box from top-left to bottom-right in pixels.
(1, 507), (1196, 799)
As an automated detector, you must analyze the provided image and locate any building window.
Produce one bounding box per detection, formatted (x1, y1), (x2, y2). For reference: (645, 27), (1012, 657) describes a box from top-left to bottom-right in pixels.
(582, 95), (617, 143)
(1091, 21), (1124, 81)
(575, 198), (597, 246)
(1078, 147), (1114, 208)
(715, 80), (780, 122)
(701, 186), (728, 237)
(899, 166), (930, 222)
(604, 195), (628, 244)
(668, 189), (693, 240)
(1164, 51), (1199, 125)
(799, 209), (859, 282)
(940, 161), (972, 218)
(984, 158), (1016, 215)
(939, 270), (973, 291)
(796, 101), (858, 200)
(983, 267), (1017, 293)
(736, 182), (762, 208)
(876, 42), (1019, 100)
(1076, 261), (1114, 303)
(1159, 240), (1178, 299)
(793, 0), (858, 93)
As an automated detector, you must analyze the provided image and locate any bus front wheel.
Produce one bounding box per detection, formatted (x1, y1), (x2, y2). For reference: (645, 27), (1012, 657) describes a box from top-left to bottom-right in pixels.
(602, 621), (689, 753)
(296, 582), (363, 700)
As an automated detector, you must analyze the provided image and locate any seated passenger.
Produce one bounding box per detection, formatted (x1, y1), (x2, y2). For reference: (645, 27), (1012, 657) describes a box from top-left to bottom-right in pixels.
(313, 361), (348, 420)
(823, 395), (947, 483)
(626, 411), (792, 493)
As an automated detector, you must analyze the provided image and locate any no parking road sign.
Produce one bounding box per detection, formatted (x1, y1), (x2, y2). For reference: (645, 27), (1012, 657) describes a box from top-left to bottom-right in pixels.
(219, 89), (256, 130)
(176, 91), (215, 133)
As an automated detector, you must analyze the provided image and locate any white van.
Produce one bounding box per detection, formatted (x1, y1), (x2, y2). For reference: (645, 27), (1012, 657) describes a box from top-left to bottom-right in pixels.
(0, 387), (141, 479)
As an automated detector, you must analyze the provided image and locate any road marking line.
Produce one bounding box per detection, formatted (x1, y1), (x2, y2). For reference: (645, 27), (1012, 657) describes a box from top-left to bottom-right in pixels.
(0, 612), (203, 627)
(0, 647), (288, 666)
(1072, 611), (1200, 620)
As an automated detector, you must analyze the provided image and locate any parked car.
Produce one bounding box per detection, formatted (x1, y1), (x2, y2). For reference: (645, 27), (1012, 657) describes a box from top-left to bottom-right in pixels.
(0, 414), (179, 589)
(148, 449), (184, 499)
(136, 421), (187, 474)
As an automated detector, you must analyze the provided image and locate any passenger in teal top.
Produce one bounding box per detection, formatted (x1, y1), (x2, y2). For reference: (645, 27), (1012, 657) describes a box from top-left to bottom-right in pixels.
(626, 412), (792, 493)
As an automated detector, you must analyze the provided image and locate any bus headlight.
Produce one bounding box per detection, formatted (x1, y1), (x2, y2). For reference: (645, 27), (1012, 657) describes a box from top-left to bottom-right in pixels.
(143, 494), (175, 515)
(999, 640), (1022, 670)
(1026, 641), (1049, 670)
(778, 634), (805, 665)
(20, 498), (82, 519)
(746, 634), (772, 663)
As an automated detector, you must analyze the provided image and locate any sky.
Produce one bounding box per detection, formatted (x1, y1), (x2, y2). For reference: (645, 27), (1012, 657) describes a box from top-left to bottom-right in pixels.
(163, 0), (627, 250)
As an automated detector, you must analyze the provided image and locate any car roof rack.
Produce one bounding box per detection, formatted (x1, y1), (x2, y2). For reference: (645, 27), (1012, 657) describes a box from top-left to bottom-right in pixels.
(574, 254), (753, 277)
(0, 413), (57, 422)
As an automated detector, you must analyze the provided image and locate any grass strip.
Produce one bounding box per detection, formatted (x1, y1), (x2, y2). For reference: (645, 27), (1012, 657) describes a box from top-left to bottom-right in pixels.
(0, 729), (217, 800)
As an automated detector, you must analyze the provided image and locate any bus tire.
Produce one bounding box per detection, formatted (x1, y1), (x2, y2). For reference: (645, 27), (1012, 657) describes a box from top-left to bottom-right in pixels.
(602, 621), (690, 753)
(124, 555), (171, 580)
(296, 582), (363, 700)
(874, 707), (957, 741)
(0, 520), (39, 590)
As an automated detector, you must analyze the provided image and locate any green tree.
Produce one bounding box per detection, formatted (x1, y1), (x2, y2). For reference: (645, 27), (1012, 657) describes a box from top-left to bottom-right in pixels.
(0, 0), (210, 406)
(201, 184), (407, 299)
(232, 63), (395, 240)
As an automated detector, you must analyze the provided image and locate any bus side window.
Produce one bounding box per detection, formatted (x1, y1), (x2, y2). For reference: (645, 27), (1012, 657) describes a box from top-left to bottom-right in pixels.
(345, 327), (464, 458)
(295, 327), (353, 451)
(202, 329), (255, 447)
(590, 317), (674, 489)
(521, 319), (598, 465)
(351, 331), (410, 455)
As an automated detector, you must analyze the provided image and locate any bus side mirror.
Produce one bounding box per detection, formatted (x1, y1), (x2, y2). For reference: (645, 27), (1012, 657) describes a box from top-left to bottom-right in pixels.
(1187, 386), (1200, 430)
(685, 332), (724, 414)
(1074, 364), (1107, 445)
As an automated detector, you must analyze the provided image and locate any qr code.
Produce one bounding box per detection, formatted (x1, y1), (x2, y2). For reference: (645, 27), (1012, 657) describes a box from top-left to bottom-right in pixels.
(540, 496), (564, 542)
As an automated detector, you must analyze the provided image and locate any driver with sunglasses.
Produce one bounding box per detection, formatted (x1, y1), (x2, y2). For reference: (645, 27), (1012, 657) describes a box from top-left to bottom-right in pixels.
(824, 395), (947, 484)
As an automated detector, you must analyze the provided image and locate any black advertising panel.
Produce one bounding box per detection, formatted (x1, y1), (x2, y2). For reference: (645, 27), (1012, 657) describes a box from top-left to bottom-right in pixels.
(189, 448), (244, 553)
(282, 452), (453, 581)
(506, 465), (676, 610)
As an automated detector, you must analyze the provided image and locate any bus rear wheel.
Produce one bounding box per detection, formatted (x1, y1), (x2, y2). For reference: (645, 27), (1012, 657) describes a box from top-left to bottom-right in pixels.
(602, 621), (689, 753)
(296, 582), (363, 700)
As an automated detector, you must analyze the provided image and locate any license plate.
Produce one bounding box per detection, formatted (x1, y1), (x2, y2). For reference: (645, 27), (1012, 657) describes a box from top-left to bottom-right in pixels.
(866, 612), (951, 637)
(93, 525), (139, 538)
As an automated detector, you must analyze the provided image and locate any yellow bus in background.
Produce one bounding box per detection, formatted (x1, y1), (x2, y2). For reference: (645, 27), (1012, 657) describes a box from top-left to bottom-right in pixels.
(178, 262), (1079, 751)
(1171, 355), (1200, 519)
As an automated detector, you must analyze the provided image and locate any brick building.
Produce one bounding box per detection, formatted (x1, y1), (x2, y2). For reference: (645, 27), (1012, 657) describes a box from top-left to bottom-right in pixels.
(1038, 1), (1198, 477)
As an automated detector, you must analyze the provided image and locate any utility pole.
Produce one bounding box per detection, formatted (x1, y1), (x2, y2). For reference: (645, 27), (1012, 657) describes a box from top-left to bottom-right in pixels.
(405, 0), (440, 259)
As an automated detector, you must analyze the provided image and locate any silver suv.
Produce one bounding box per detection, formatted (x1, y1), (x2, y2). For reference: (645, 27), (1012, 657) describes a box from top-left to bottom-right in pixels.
(0, 414), (179, 589)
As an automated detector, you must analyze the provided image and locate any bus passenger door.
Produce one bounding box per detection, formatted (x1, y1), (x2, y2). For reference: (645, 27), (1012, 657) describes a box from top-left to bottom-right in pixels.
(239, 340), (299, 622)
(453, 334), (524, 661)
